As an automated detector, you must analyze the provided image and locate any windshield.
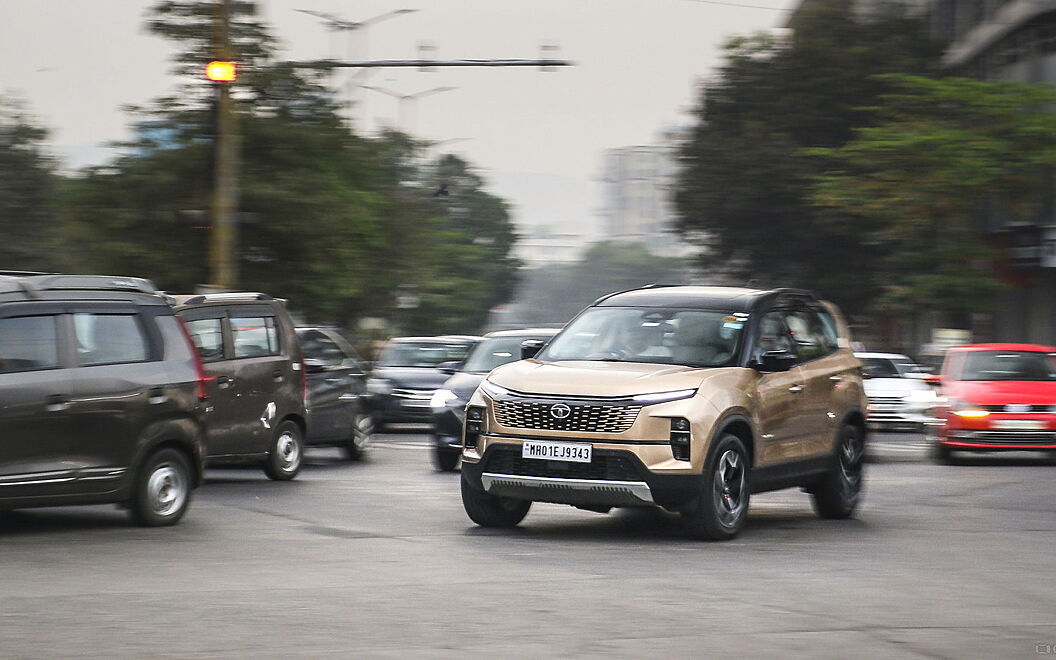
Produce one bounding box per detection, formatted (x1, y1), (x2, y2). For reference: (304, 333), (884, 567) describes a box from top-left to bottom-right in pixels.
(862, 357), (925, 378)
(376, 341), (473, 368)
(537, 307), (744, 368)
(961, 350), (1056, 381)
(462, 336), (540, 373)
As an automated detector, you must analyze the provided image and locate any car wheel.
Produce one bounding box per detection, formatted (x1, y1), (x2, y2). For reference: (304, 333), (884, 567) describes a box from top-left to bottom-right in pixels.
(129, 448), (192, 527)
(682, 433), (750, 540)
(461, 473), (530, 527)
(932, 440), (955, 465)
(812, 424), (865, 519)
(263, 420), (303, 481)
(434, 447), (460, 472)
(343, 412), (374, 461)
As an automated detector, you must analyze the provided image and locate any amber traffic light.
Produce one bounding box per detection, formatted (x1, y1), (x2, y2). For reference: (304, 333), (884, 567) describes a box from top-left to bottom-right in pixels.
(205, 61), (237, 82)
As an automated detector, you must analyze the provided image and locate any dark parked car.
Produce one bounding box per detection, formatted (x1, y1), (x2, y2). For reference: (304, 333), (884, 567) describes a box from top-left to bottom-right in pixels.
(0, 274), (206, 526)
(368, 335), (479, 429)
(173, 293), (307, 480)
(297, 326), (373, 459)
(431, 328), (560, 471)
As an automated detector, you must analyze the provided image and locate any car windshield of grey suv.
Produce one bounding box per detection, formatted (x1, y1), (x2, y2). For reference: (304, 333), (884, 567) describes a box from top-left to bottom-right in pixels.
(537, 308), (745, 367)
(462, 337), (533, 373)
(376, 342), (473, 368)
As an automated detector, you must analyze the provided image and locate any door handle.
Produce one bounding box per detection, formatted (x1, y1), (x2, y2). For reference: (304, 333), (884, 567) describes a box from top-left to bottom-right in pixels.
(829, 375), (843, 383)
(45, 395), (69, 412)
(273, 370), (285, 382)
(217, 376), (233, 389)
(325, 377), (344, 384)
(788, 385), (804, 394)
(148, 387), (168, 404)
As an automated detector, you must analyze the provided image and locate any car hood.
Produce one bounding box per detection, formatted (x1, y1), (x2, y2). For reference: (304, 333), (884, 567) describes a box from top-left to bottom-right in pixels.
(487, 359), (732, 398)
(442, 371), (486, 400)
(864, 378), (930, 397)
(947, 380), (1056, 405)
(371, 367), (451, 389)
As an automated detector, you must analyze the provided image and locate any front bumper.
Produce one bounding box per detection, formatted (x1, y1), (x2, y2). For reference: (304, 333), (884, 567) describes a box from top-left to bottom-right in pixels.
(375, 392), (435, 423)
(461, 441), (702, 510)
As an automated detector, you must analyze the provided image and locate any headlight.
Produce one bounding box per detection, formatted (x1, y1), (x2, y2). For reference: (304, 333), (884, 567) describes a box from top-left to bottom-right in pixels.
(905, 389), (938, 404)
(430, 388), (459, 409)
(950, 399), (989, 418)
(633, 389), (697, 404)
(480, 379), (509, 398)
(366, 377), (392, 395)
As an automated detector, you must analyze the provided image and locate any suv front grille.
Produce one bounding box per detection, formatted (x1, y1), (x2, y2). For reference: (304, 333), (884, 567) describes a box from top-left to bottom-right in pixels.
(868, 396), (904, 406)
(482, 445), (641, 481)
(392, 387), (433, 399)
(493, 400), (641, 433)
(951, 430), (1056, 445)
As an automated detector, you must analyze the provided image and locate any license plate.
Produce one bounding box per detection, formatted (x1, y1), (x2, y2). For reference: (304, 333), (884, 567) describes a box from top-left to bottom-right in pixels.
(993, 419), (1046, 431)
(521, 440), (592, 463)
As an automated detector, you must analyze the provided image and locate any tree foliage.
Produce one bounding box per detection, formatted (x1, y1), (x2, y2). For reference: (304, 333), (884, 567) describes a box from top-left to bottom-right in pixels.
(674, 0), (940, 313)
(812, 75), (1056, 313)
(0, 99), (58, 271)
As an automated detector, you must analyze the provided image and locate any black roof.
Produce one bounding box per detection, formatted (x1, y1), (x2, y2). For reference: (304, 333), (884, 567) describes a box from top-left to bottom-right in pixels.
(595, 285), (817, 312)
(0, 274), (166, 305)
(482, 327), (561, 339)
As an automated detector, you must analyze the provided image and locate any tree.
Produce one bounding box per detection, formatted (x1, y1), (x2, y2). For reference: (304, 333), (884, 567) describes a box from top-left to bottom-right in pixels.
(0, 99), (58, 271)
(812, 75), (1056, 315)
(674, 0), (940, 313)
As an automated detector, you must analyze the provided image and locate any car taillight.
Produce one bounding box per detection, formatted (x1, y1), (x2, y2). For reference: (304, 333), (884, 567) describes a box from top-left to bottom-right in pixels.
(176, 317), (209, 402)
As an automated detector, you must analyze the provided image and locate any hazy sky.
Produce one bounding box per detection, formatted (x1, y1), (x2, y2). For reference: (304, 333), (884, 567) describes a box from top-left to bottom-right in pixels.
(1, 0), (794, 237)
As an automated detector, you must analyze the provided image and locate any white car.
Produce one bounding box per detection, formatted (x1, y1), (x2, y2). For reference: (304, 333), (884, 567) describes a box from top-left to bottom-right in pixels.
(855, 352), (938, 431)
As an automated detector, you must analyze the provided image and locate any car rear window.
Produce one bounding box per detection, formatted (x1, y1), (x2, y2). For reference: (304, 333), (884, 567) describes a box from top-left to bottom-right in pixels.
(232, 316), (279, 358)
(73, 313), (150, 366)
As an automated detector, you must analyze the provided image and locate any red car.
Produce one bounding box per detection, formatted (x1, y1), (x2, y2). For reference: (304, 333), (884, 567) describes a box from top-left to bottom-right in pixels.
(933, 343), (1056, 462)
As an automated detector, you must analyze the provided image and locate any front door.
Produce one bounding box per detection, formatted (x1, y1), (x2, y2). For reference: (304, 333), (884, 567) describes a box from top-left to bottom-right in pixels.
(0, 309), (75, 497)
(749, 310), (811, 466)
(785, 306), (852, 458)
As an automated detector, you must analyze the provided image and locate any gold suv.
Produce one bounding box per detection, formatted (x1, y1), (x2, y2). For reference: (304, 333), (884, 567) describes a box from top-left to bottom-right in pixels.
(460, 286), (867, 540)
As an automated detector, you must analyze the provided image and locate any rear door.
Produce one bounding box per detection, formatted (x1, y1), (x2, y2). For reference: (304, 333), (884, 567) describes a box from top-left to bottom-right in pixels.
(66, 303), (173, 492)
(0, 306), (74, 497)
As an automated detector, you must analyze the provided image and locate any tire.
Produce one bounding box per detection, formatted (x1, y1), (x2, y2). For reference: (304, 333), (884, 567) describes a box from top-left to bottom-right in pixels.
(682, 433), (751, 541)
(932, 440), (954, 465)
(263, 420), (304, 481)
(461, 473), (530, 527)
(129, 448), (193, 527)
(434, 447), (460, 472)
(812, 424), (865, 519)
(342, 412), (374, 461)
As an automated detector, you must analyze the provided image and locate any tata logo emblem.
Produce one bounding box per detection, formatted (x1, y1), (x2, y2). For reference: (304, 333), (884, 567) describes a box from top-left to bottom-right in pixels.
(1005, 404), (1031, 414)
(550, 403), (571, 420)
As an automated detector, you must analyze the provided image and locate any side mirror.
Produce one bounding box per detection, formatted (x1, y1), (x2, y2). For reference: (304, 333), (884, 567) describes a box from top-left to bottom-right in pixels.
(521, 339), (545, 360)
(436, 360), (460, 375)
(753, 350), (796, 373)
(303, 357), (327, 374)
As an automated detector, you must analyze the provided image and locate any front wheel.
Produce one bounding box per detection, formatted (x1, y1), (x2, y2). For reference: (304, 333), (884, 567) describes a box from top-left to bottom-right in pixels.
(812, 424), (865, 519)
(682, 434), (750, 541)
(434, 447), (460, 472)
(264, 421), (304, 481)
(129, 448), (193, 527)
(343, 412), (374, 461)
(461, 473), (530, 527)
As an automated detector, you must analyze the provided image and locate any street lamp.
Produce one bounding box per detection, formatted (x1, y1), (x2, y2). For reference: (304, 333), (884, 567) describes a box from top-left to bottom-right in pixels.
(296, 8), (419, 123)
(360, 85), (458, 134)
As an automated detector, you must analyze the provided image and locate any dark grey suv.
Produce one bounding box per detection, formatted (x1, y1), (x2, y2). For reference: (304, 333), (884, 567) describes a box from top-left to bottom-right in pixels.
(0, 274), (206, 526)
(173, 293), (307, 480)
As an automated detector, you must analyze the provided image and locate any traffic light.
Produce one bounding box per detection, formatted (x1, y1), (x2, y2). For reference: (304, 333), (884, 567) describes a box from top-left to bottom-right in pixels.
(205, 61), (237, 82)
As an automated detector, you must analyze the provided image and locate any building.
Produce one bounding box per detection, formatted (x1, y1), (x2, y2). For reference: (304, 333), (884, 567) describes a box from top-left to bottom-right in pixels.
(599, 128), (694, 256)
(930, 0), (1056, 345)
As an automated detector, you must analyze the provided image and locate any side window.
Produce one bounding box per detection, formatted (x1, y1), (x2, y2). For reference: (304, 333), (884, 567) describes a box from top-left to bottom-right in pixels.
(784, 309), (835, 363)
(753, 311), (793, 362)
(73, 313), (150, 366)
(232, 316), (279, 358)
(301, 331), (348, 367)
(0, 315), (60, 373)
(184, 318), (225, 362)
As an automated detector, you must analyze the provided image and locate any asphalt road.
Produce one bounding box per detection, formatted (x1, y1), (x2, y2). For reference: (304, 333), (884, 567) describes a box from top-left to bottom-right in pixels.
(1, 429), (1054, 659)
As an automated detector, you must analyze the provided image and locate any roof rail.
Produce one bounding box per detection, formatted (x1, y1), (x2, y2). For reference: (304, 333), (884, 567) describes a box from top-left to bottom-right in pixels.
(14, 275), (156, 295)
(181, 292), (274, 305)
(591, 282), (684, 306)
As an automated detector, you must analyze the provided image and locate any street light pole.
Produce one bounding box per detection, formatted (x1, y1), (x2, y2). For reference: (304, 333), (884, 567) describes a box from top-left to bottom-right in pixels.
(208, 0), (239, 291)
